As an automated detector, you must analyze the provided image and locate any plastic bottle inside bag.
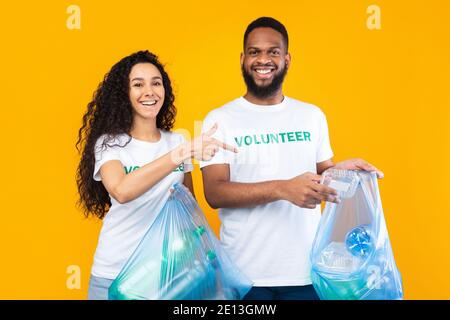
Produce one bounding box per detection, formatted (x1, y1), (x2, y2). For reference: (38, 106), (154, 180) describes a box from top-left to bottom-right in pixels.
(345, 224), (374, 258)
(316, 242), (363, 273)
(159, 250), (218, 300)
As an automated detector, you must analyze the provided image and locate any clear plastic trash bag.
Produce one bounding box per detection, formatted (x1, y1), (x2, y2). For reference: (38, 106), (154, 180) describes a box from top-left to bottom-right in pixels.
(108, 183), (253, 300)
(310, 169), (403, 300)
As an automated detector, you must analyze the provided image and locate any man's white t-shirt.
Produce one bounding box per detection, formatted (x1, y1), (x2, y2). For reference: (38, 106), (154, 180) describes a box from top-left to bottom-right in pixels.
(200, 96), (333, 287)
(91, 130), (193, 279)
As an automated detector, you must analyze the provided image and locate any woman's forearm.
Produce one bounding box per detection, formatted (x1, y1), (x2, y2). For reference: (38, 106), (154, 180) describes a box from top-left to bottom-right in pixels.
(112, 143), (191, 203)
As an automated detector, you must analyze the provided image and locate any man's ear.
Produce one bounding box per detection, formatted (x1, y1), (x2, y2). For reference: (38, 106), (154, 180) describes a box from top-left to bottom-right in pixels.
(240, 52), (244, 66)
(285, 52), (291, 68)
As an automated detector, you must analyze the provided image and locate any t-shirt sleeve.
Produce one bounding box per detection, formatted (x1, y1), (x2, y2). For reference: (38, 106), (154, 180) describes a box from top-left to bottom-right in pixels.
(93, 136), (122, 181)
(199, 111), (233, 169)
(177, 134), (194, 174)
(316, 110), (334, 163)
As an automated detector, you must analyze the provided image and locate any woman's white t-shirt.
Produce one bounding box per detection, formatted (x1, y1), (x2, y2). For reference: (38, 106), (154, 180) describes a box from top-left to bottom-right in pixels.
(91, 130), (193, 279)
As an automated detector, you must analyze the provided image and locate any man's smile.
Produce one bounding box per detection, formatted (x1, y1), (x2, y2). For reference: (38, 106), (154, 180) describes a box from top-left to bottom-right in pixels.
(253, 66), (276, 79)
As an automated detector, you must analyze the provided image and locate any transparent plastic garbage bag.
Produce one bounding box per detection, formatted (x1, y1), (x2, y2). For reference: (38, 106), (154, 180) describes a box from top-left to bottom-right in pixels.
(310, 169), (403, 300)
(108, 183), (253, 300)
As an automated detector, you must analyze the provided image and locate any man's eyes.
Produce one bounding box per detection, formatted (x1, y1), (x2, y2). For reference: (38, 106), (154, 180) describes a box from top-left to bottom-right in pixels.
(248, 50), (280, 56)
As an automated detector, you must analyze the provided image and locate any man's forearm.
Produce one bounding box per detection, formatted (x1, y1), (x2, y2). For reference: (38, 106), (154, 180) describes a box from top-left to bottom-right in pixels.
(204, 180), (285, 209)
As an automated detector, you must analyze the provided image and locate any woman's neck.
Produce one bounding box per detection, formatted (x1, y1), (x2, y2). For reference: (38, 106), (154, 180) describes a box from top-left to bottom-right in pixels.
(129, 118), (161, 143)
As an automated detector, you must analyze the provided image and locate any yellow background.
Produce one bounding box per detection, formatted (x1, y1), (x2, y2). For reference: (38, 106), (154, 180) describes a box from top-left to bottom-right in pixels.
(0, 0), (448, 299)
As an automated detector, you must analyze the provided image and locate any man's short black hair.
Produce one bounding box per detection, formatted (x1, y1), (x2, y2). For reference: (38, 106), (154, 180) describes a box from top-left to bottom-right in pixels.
(243, 17), (289, 51)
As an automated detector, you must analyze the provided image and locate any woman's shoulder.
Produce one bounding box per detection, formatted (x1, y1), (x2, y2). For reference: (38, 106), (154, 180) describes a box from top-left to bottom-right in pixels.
(161, 130), (187, 143)
(95, 133), (131, 150)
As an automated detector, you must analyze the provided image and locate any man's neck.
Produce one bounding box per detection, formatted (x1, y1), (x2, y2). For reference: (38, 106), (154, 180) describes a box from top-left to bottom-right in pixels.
(243, 90), (284, 105)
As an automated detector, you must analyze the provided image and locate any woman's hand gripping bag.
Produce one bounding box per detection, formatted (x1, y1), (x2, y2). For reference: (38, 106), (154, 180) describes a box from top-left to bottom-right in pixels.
(108, 183), (252, 300)
(310, 169), (403, 300)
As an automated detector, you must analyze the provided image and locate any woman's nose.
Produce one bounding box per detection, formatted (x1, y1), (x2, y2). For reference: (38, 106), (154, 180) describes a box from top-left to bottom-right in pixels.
(143, 86), (155, 97)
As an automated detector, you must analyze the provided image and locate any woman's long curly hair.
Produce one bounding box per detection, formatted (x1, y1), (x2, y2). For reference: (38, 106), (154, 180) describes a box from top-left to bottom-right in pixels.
(76, 50), (176, 219)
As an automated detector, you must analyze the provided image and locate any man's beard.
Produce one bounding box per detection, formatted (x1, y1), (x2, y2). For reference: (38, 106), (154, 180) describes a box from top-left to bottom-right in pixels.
(241, 64), (288, 99)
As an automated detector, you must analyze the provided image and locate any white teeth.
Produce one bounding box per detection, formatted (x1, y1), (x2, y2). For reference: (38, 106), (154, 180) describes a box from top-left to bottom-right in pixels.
(255, 69), (272, 74)
(141, 100), (157, 106)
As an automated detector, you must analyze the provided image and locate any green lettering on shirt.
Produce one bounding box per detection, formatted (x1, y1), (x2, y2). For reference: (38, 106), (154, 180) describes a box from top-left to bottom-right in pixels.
(173, 163), (185, 172)
(269, 133), (279, 143)
(304, 131), (311, 141)
(295, 131), (304, 141)
(124, 166), (140, 174)
(233, 131), (312, 147)
(234, 136), (243, 147)
(287, 132), (295, 142)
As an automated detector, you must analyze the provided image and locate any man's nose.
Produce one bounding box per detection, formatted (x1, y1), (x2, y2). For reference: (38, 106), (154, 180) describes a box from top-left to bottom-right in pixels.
(256, 52), (272, 64)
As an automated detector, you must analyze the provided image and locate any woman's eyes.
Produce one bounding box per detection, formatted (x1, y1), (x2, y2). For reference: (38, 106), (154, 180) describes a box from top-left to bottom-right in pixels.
(132, 82), (162, 87)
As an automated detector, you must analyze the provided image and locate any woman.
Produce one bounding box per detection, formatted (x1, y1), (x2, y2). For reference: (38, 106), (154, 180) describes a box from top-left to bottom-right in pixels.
(76, 50), (236, 300)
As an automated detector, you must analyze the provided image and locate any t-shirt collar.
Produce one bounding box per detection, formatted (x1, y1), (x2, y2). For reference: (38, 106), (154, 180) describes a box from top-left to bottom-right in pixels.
(239, 96), (288, 112)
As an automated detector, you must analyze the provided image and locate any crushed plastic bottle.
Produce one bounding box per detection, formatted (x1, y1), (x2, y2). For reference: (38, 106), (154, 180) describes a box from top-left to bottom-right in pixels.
(316, 242), (363, 273)
(345, 224), (374, 258)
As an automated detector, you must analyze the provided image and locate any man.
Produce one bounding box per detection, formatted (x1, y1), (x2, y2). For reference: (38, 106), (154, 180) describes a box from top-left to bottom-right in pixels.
(200, 17), (383, 300)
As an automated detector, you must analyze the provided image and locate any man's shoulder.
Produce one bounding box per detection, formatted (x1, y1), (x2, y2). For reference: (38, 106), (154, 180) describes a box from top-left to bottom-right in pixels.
(204, 97), (242, 120)
(285, 96), (325, 115)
